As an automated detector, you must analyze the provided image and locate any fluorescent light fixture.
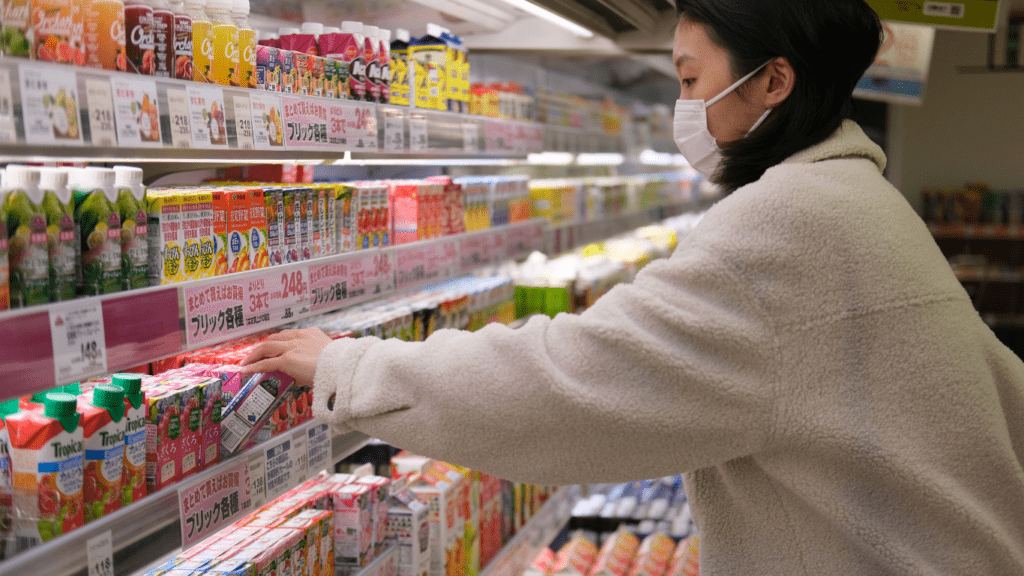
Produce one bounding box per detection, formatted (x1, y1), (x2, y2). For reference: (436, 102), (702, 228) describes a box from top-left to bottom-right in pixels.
(406, 0), (508, 29)
(576, 153), (624, 166)
(639, 149), (674, 166)
(332, 154), (521, 167)
(527, 152), (575, 165)
(492, 0), (595, 37)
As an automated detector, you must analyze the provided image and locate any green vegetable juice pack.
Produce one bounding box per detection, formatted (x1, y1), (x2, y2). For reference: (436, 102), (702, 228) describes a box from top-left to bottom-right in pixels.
(80, 385), (125, 523)
(113, 166), (149, 290)
(72, 168), (122, 295)
(7, 393), (85, 547)
(39, 168), (76, 302)
(113, 374), (147, 507)
(3, 166), (51, 307)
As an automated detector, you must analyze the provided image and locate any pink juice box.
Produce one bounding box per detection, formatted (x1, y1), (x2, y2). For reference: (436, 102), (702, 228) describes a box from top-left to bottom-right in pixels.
(332, 483), (373, 568)
(353, 475), (391, 557)
(196, 377), (223, 470)
(145, 390), (181, 492)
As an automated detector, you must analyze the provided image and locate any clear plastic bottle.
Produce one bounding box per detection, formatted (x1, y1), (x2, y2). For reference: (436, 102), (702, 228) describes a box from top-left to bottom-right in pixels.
(232, 0), (255, 87)
(169, 0), (192, 79)
(207, 0), (236, 86)
(185, 0), (212, 82)
(147, 0), (175, 77)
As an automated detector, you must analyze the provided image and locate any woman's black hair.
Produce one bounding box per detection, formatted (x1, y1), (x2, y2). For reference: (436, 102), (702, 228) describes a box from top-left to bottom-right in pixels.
(675, 0), (883, 193)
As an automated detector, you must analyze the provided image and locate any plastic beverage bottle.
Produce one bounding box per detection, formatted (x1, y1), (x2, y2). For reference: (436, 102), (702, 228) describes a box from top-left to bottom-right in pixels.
(186, 0), (212, 82)
(1, 166), (48, 307)
(390, 28), (410, 106)
(339, 21), (365, 101)
(29, 0), (78, 63)
(72, 168), (121, 296)
(377, 28), (390, 104)
(169, 0), (192, 79)
(362, 24), (379, 103)
(38, 168), (75, 302)
(148, 0), (174, 76)
(232, 0), (254, 88)
(410, 24), (446, 110)
(124, 0), (155, 74)
(84, 0), (127, 71)
(112, 374), (146, 506)
(0, 0), (31, 56)
(207, 0), (236, 86)
(81, 385), (126, 523)
(113, 166), (148, 290)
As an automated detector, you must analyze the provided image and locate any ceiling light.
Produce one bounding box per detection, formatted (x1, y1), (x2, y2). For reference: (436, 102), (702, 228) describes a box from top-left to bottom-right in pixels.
(527, 152), (575, 165)
(492, 0), (595, 38)
(576, 153), (623, 166)
(638, 149), (673, 166)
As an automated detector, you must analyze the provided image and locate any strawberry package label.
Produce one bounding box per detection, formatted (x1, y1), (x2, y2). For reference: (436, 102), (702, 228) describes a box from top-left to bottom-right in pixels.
(220, 371), (296, 455)
(354, 475), (391, 556)
(145, 390), (181, 492)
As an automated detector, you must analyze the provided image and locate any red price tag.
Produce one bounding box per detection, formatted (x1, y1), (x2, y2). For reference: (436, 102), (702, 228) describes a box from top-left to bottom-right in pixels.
(183, 280), (249, 347)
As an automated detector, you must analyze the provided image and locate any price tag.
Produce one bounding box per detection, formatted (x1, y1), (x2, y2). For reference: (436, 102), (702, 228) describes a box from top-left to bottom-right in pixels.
(232, 94), (254, 150)
(309, 251), (395, 312)
(307, 423), (332, 474)
(177, 461), (251, 549)
(183, 279), (249, 347)
(291, 428), (309, 481)
(462, 122), (479, 153)
(264, 435), (295, 501)
(250, 92), (284, 149)
(86, 531), (113, 576)
(460, 229), (506, 273)
(49, 300), (107, 384)
(506, 221), (546, 260)
(383, 113), (405, 153)
(247, 451), (267, 509)
(166, 88), (192, 148)
(0, 68), (15, 143)
(271, 266), (311, 323)
(283, 96), (329, 149)
(396, 239), (458, 290)
(84, 79), (117, 147)
(19, 65), (83, 145)
(110, 77), (161, 146)
(409, 117), (428, 153)
(185, 85), (228, 147)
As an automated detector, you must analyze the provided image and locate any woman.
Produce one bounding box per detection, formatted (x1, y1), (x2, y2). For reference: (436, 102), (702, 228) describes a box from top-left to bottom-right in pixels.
(244, 0), (1024, 573)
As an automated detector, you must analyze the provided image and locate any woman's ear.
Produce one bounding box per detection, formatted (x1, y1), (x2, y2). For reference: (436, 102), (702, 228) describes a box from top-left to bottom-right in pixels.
(764, 57), (796, 108)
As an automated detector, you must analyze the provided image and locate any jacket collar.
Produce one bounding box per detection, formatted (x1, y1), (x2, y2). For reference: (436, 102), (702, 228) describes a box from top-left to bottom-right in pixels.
(781, 120), (887, 173)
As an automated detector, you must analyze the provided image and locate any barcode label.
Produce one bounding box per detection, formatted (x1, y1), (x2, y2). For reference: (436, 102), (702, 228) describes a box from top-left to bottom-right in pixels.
(221, 425), (241, 453)
(924, 2), (965, 18)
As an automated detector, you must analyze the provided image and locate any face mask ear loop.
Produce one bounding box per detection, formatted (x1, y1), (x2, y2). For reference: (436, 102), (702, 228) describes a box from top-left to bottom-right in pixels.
(705, 60), (772, 108)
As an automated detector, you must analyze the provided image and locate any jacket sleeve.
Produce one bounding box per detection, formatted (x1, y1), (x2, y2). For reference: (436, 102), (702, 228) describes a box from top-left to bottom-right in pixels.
(312, 246), (781, 486)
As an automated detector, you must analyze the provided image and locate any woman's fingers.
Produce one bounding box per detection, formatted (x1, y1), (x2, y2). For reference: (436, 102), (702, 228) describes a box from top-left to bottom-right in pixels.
(240, 355), (287, 376)
(241, 340), (292, 367)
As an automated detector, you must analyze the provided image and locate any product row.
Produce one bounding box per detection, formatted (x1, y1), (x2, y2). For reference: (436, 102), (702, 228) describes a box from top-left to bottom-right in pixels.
(147, 453), (553, 576)
(529, 529), (698, 576)
(920, 184), (1024, 227)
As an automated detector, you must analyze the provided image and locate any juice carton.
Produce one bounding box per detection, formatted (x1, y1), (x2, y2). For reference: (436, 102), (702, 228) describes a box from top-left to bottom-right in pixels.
(145, 389), (181, 492)
(39, 168), (76, 301)
(321, 185), (334, 256)
(211, 190), (230, 276)
(334, 185), (354, 254)
(112, 374), (147, 507)
(295, 53), (313, 96)
(376, 183), (390, 247)
(262, 187), (284, 267)
(329, 22), (364, 101)
(353, 475), (391, 557)
(73, 168), (122, 295)
(84, 0), (127, 71)
(0, 401), (17, 560)
(280, 49), (296, 94)
(0, 197), (8, 310)
(332, 483), (373, 568)
(8, 393), (85, 547)
(81, 385), (126, 523)
(220, 372), (296, 455)
(323, 57), (337, 99)
(409, 477), (460, 576)
(627, 533), (674, 576)
(256, 45), (281, 92)
(588, 529), (639, 576)
(389, 488), (431, 576)
(281, 187), (301, 263)
(3, 166), (50, 306)
(147, 189), (184, 285)
(248, 188), (269, 269)
(227, 190), (251, 274)
(183, 190), (216, 280)
(277, 516), (314, 576)
(114, 166), (149, 290)
(310, 187), (322, 259)
(298, 187), (312, 261)
(424, 463), (468, 576)
(196, 377), (223, 470)
(550, 533), (598, 576)
(354, 184), (374, 250)
(389, 181), (420, 245)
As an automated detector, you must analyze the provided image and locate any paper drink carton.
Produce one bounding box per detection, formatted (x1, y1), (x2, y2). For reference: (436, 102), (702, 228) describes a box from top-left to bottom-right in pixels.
(409, 477), (461, 576)
(144, 388), (181, 491)
(80, 385), (126, 523)
(262, 187), (284, 266)
(211, 190), (230, 276)
(112, 376), (145, 507)
(220, 372), (296, 455)
(550, 533), (598, 576)
(389, 488), (431, 576)
(334, 185), (354, 254)
(248, 188), (269, 270)
(147, 189), (184, 285)
(281, 187), (301, 263)
(353, 475), (391, 557)
(196, 377), (223, 470)
(173, 382), (204, 479)
(627, 533), (674, 576)
(332, 483), (373, 569)
(588, 529), (639, 576)
(227, 190), (251, 274)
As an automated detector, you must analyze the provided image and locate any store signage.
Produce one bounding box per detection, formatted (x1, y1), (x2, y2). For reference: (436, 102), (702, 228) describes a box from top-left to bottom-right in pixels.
(284, 96), (329, 148)
(865, 0), (1001, 32)
(166, 88), (193, 148)
(485, 121), (542, 154)
(250, 92), (285, 150)
(462, 123), (480, 153)
(308, 251), (395, 314)
(49, 300), (107, 385)
(232, 94), (254, 150)
(177, 461), (252, 549)
(855, 21), (936, 105)
(328, 101), (378, 151)
(84, 79), (117, 148)
(460, 229), (506, 273)
(185, 85), (229, 148)
(110, 77), (162, 146)
(506, 221), (547, 260)
(0, 69), (15, 143)
(395, 239), (459, 291)
(19, 65), (84, 146)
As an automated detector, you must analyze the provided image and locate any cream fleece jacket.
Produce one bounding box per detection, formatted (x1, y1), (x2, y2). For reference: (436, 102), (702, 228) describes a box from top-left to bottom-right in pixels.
(313, 121), (1024, 576)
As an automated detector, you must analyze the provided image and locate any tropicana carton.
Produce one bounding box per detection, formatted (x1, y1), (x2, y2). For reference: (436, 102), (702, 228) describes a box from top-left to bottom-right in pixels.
(80, 385), (126, 523)
(112, 374), (147, 506)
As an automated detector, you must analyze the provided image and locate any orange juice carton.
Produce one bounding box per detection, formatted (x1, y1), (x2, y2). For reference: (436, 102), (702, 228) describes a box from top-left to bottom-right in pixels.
(211, 190), (230, 276)
(227, 190), (251, 274)
(294, 52), (313, 96)
(220, 372), (296, 455)
(196, 377), (223, 470)
(334, 185), (355, 254)
(331, 483), (373, 568)
(144, 388), (181, 492)
(147, 189), (184, 285)
(85, 0), (127, 71)
(281, 187), (301, 263)
(627, 533), (674, 576)
(80, 385), (126, 523)
(353, 475), (391, 556)
(551, 533), (598, 576)
(665, 536), (697, 576)
(7, 393), (85, 547)
(248, 189), (269, 269)
(588, 529), (639, 576)
(311, 56), (325, 98)
(388, 487), (431, 576)
(409, 476), (460, 576)
(262, 187), (284, 267)
(524, 548), (555, 576)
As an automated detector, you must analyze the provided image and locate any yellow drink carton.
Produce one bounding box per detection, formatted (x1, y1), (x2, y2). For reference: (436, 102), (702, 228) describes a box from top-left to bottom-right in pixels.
(146, 190), (183, 285)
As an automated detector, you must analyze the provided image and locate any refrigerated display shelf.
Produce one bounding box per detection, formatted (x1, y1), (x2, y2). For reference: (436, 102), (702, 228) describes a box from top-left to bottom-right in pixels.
(0, 58), (632, 163)
(0, 426), (371, 576)
(546, 203), (695, 254)
(478, 485), (581, 576)
(929, 223), (1024, 240)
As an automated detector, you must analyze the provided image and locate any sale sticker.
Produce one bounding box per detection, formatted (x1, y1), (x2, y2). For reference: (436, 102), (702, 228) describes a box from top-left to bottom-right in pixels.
(49, 300), (107, 385)
(110, 77), (162, 146)
(250, 92), (284, 149)
(232, 93), (254, 150)
(506, 220), (547, 260)
(177, 461), (252, 549)
(19, 65), (84, 145)
(309, 251), (395, 313)
(84, 79), (117, 147)
(0, 68), (15, 143)
(395, 239), (459, 291)
(283, 96), (329, 148)
(307, 423), (331, 474)
(185, 85), (229, 148)
(166, 88), (192, 148)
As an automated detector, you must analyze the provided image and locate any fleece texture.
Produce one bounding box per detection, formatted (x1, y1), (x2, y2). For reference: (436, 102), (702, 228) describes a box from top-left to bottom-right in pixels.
(313, 121), (1024, 576)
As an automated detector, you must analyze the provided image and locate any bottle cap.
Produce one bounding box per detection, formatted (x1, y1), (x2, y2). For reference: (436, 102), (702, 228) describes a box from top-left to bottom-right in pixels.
(207, 0), (232, 10)
(0, 400), (18, 419)
(232, 0), (249, 12)
(112, 374), (142, 396)
(396, 28), (410, 43)
(362, 25), (378, 38)
(93, 385), (125, 412)
(113, 165), (144, 187)
(341, 21), (363, 34)
(301, 22), (323, 35)
(323, 26), (341, 34)
(38, 167), (69, 190)
(2, 165), (40, 190)
(279, 26), (300, 36)
(378, 28), (390, 43)
(43, 392), (78, 421)
(426, 23), (443, 38)
(80, 167), (116, 190)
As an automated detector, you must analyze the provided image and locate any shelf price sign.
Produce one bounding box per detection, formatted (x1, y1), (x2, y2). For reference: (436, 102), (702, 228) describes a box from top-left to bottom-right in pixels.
(329, 101), (378, 151)
(309, 251), (395, 313)
(396, 239), (459, 291)
(183, 279), (249, 347)
(84, 79), (117, 147)
(460, 229), (506, 273)
(250, 92), (285, 149)
(86, 531), (114, 576)
(283, 96), (329, 148)
(19, 65), (84, 146)
(0, 68), (15, 143)
(307, 423), (331, 474)
(166, 88), (192, 148)
(264, 436), (295, 501)
(177, 460), (252, 549)
(110, 77), (162, 146)
(185, 85), (229, 148)
(232, 93), (254, 150)
(49, 300), (108, 384)
(506, 221), (546, 260)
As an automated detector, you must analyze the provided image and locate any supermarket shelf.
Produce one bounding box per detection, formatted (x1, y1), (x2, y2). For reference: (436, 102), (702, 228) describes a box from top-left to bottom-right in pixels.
(337, 545), (399, 576)
(546, 202), (694, 254)
(953, 268), (1024, 283)
(0, 426), (371, 576)
(0, 58), (636, 163)
(479, 485), (581, 576)
(929, 223), (1024, 240)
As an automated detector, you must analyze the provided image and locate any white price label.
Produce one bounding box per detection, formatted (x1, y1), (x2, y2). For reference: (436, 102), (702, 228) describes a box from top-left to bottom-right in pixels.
(384, 114), (404, 153)
(247, 451), (267, 509)
(19, 65), (83, 145)
(0, 69), (17, 143)
(166, 88), (192, 148)
(409, 117), (428, 153)
(84, 79), (117, 147)
(49, 300), (107, 384)
(185, 85), (228, 148)
(232, 94), (254, 149)
(307, 423), (332, 474)
(264, 436), (295, 501)
(462, 123), (479, 153)
(86, 531), (114, 576)
(110, 77), (161, 146)
(250, 92), (284, 149)
(291, 428), (309, 481)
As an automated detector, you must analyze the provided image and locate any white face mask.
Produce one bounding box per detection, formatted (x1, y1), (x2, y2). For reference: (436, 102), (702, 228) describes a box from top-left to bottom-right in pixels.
(674, 61), (772, 178)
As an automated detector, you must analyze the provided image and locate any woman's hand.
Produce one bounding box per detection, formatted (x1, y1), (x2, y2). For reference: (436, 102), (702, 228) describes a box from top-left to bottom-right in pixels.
(241, 327), (333, 389)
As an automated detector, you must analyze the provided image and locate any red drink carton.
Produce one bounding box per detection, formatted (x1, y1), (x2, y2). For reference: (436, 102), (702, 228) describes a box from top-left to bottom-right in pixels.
(80, 385), (126, 522)
(145, 389), (180, 492)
